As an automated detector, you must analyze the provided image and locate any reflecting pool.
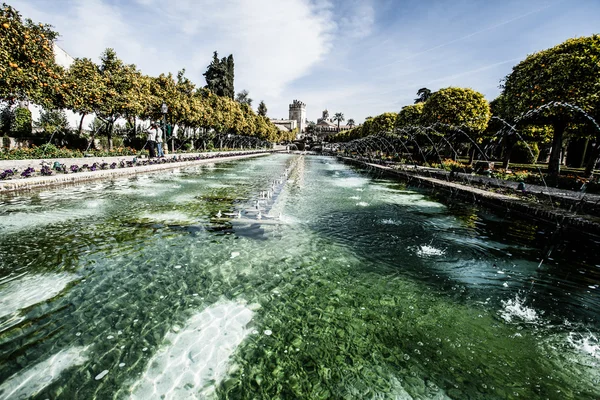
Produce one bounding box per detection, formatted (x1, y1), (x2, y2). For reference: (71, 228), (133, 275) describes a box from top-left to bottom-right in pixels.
(0, 154), (598, 399)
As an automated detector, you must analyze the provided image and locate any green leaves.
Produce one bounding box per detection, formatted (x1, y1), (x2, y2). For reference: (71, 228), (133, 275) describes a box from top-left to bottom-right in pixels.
(396, 104), (424, 130)
(501, 35), (600, 177)
(0, 3), (63, 107)
(1, 4), (285, 145)
(421, 87), (491, 133)
(502, 35), (600, 122)
(203, 51), (234, 99)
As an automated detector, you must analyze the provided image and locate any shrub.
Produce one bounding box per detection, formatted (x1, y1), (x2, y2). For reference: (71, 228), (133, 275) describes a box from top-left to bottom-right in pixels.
(511, 141), (539, 164)
(0, 145), (137, 160)
(12, 107), (32, 137)
(435, 158), (473, 173)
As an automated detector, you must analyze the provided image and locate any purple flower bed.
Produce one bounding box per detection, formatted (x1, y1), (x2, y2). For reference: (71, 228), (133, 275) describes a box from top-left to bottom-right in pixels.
(1, 169), (15, 179)
(40, 165), (53, 176)
(20, 167), (35, 178)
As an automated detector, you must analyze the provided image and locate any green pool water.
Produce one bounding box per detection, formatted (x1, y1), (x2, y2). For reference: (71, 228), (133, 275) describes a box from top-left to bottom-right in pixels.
(0, 154), (598, 399)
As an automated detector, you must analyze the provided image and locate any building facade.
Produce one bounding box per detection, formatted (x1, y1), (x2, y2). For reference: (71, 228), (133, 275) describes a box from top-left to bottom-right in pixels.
(315, 109), (350, 137)
(270, 119), (297, 135)
(289, 100), (306, 137)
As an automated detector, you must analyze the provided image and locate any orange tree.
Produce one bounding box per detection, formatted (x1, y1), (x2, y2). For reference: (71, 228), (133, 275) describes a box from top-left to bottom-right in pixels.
(395, 103), (423, 130)
(421, 87), (491, 164)
(0, 3), (64, 107)
(501, 35), (600, 179)
(64, 58), (106, 135)
(94, 48), (146, 150)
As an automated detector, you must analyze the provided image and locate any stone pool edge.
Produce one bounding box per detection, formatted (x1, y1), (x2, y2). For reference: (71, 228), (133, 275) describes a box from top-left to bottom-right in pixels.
(340, 156), (600, 236)
(0, 152), (271, 193)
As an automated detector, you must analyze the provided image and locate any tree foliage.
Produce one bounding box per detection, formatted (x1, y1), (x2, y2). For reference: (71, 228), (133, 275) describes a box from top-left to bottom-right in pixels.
(35, 108), (68, 135)
(421, 87), (490, 133)
(0, 3), (64, 107)
(236, 90), (253, 107)
(414, 87), (431, 104)
(0, 5), (334, 149)
(501, 35), (600, 178)
(12, 107), (32, 137)
(203, 51), (234, 99)
(333, 112), (345, 131)
(257, 100), (267, 117)
(395, 103), (424, 129)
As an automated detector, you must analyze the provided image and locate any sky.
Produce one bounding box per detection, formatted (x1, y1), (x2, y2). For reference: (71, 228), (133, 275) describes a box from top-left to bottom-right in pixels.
(10, 0), (600, 124)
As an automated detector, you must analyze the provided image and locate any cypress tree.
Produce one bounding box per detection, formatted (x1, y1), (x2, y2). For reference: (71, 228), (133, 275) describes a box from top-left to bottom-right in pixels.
(226, 54), (234, 99)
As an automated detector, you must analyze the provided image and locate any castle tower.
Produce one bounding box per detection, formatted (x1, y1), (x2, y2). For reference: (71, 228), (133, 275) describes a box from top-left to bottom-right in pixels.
(289, 100), (306, 137)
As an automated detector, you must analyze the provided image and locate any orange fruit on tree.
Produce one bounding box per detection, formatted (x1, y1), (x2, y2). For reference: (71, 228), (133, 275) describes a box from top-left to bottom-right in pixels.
(2, 23), (9, 29)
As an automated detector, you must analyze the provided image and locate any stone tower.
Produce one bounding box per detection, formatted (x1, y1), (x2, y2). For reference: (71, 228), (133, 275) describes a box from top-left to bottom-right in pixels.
(289, 100), (306, 136)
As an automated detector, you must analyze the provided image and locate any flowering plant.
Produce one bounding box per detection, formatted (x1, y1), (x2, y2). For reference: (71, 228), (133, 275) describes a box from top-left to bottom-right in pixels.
(21, 167), (35, 177)
(0, 169), (15, 179)
(40, 165), (53, 176)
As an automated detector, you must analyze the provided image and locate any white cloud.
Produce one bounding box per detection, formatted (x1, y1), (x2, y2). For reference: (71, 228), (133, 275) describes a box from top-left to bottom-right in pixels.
(338, 0), (375, 39)
(10, 0), (600, 125)
(12, 0), (336, 98)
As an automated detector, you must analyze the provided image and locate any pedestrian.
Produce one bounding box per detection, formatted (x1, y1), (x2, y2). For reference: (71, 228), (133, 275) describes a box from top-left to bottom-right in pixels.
(146, 123), (157, 158)
(156, 124), (165, 157)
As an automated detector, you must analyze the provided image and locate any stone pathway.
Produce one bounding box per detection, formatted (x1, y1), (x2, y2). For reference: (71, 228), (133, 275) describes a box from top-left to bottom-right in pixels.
(401, 164), (600, 204)
(0, 151), (270, 193)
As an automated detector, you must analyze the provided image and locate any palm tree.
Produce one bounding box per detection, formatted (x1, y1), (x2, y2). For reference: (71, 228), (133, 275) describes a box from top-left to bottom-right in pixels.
(333, 112), (345, 131)
(414, 88), (432, 104)
(347, 118), (355, 129)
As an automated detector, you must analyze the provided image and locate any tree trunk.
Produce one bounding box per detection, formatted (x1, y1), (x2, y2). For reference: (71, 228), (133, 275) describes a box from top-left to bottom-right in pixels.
(547, 120), (567, 181)
(502, 146), (514, 169)
(89, 129), (96, 151)
(78, 113), (86, 136)
(468, 144), (476, 165)
(561, 142), (568, 166)
(580, 137), (589, 168)
(108, 121), (114, 151)
(584, 137), (600, 177)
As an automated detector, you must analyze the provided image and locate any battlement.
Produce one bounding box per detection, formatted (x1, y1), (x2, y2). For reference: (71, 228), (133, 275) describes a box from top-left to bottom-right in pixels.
(289, 99), (306, 109)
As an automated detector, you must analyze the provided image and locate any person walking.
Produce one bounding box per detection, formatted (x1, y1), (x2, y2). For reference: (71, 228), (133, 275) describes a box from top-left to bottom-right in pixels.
(156, 125), (165, 157)
(146, 123), (157, 158)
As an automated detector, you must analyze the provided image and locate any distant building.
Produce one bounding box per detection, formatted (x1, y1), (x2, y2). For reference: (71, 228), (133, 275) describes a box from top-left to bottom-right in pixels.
(289, 100), (306, 138)
(270, 118), (298, 134)
(315, 109), (350, 136)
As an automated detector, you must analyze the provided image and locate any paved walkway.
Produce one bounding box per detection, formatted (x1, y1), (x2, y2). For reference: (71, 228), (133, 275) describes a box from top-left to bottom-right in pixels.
(0, 150), (269, 170)
(396, 163), (600, 204)
(0, 151), (270, 193)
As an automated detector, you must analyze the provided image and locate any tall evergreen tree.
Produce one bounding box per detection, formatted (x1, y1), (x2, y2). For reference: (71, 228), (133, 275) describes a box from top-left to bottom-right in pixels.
(203, 51), (235, 99)
(226, 54), (234, 99)
(257, 100), (267, 117)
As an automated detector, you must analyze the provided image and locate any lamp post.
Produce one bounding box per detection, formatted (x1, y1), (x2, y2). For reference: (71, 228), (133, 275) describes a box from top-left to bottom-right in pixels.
(161, 102), (169, 153)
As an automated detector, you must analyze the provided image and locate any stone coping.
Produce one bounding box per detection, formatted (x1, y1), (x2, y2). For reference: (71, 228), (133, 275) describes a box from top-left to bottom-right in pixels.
(0, 152), (270, 193)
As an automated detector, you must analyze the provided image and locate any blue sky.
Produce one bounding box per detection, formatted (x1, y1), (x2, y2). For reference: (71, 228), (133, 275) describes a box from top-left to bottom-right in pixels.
(11, 0), (600, 123)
